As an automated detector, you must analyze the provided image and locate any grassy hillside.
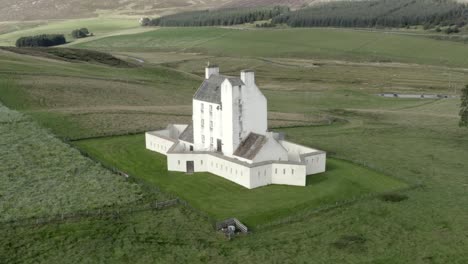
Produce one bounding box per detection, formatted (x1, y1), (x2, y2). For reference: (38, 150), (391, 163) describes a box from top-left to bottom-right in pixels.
(0, 18), (141, 46)
(76, 27), (468, 68)
(0, 103), (147, 221)
(1, 47), (467, 261)
(0, 0), (348, 22)
(1, 23), (468, 262)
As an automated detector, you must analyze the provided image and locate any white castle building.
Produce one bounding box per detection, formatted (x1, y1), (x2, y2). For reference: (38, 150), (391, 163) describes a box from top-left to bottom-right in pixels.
(146, 65), (326, 189)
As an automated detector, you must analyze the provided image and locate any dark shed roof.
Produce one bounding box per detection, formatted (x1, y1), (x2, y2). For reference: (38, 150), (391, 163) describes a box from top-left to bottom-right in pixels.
(193, 74), (244, 104)
(178, 123), (194, 144)
(233, 133), (267, 160)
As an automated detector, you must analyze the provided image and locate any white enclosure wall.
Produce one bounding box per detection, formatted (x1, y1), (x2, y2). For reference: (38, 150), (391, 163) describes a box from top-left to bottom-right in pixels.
(249, 164), (273, 188)
(303, 153), (327, 175)
(145, 132), (176, 155)
(271, 163), (307, 186)
(205, 155), (252, 188)
(167, 152), (252, 188)
(167, 153), (208, 172)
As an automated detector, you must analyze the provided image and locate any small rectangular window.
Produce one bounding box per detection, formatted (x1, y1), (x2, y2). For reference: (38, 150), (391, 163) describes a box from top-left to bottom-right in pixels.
(202, 135), (205, 143)
(210, 121), (213, 129)
(201, 119), (204, 128)
(178, 160), (180, 165)
(292, 169), (294, 174)
(201, 160), (203, 165)
(275, 168), (277, 174)
(201, 103), (204, 113)
(283, 169), (286, 175)
(209, 105), (213, 112)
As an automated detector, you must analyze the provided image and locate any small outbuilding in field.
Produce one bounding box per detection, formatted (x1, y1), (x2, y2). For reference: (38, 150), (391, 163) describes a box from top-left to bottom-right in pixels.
(146, 65), (326, 189)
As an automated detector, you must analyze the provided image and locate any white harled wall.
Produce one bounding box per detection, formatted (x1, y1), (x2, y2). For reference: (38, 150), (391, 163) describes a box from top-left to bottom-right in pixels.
(221, 80), (241, 156)
(239, 71), (268, 138)
(145, 132), (176, 155)
(193, 99), (222, 151)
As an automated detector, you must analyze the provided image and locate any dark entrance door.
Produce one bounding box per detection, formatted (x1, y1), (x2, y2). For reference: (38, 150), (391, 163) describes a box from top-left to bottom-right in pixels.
(217, 139), (222, 152)
(186, 161), (194, 174)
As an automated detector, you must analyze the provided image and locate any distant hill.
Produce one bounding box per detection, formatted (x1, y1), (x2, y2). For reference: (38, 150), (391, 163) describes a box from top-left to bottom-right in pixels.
(273, 0), (468, 29)
(1, 0), (466, 22)
(0, 0), (347, 21)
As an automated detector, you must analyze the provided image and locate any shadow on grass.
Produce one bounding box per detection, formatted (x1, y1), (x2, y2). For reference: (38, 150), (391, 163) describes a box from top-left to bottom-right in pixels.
(305, 160), (340, 186)
(306, 174), (328, 186)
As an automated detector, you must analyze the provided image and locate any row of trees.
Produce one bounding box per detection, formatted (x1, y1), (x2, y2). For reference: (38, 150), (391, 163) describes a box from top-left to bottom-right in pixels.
(272, 0), (467, 29)
(15, 34), (66, 47)
(71, 28), (91, 39)
(143, 6), (289, 27)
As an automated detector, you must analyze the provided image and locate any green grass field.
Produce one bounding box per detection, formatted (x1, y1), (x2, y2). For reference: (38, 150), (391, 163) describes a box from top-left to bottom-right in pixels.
(0, 18), (142, 46)
(77, 27), (468, 68)
(74, 134), (407, 226)
(1, 24), (468, 263)
(0, 103), (147, 222)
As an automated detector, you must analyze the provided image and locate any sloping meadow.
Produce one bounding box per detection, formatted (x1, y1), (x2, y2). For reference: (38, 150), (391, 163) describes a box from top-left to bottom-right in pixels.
(0, 103), (145, 221)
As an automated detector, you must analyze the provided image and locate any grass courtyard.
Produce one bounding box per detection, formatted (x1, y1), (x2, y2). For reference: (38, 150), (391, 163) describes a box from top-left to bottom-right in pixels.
(74, 134), (407, 226)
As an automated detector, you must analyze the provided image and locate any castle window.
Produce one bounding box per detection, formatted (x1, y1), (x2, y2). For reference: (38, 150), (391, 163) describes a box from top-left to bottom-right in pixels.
(275, 168), (277, 174)
(292, 169), (294, 174)
(209, 121), (213, 130)
(201, 160), (203, 165)
(201, 103), (204, 113)
(209, 105), (213, 113)
(202, 135), (205, 143)
(178, 160), (180, 165)
(283, 169), (286, 175)
(201, 119), (204, 128)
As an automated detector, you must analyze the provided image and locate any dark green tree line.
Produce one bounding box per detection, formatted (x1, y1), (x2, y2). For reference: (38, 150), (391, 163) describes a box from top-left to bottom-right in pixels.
(145, 6), (289, 27)
(15, 34), (66, 47)
(72, 28), (90, 39)
(272, 0), (467, 29)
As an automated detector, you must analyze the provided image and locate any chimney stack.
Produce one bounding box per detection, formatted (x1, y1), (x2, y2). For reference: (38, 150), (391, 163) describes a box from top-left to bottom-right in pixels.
(240, 70), (255, 87)
(205, 63), (219, 79)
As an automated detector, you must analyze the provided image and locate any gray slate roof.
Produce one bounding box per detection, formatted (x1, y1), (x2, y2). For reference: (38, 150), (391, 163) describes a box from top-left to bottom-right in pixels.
(178, 123), (194, 144)
(193, 74), (244, 104)
(233, 133), (267, 160)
